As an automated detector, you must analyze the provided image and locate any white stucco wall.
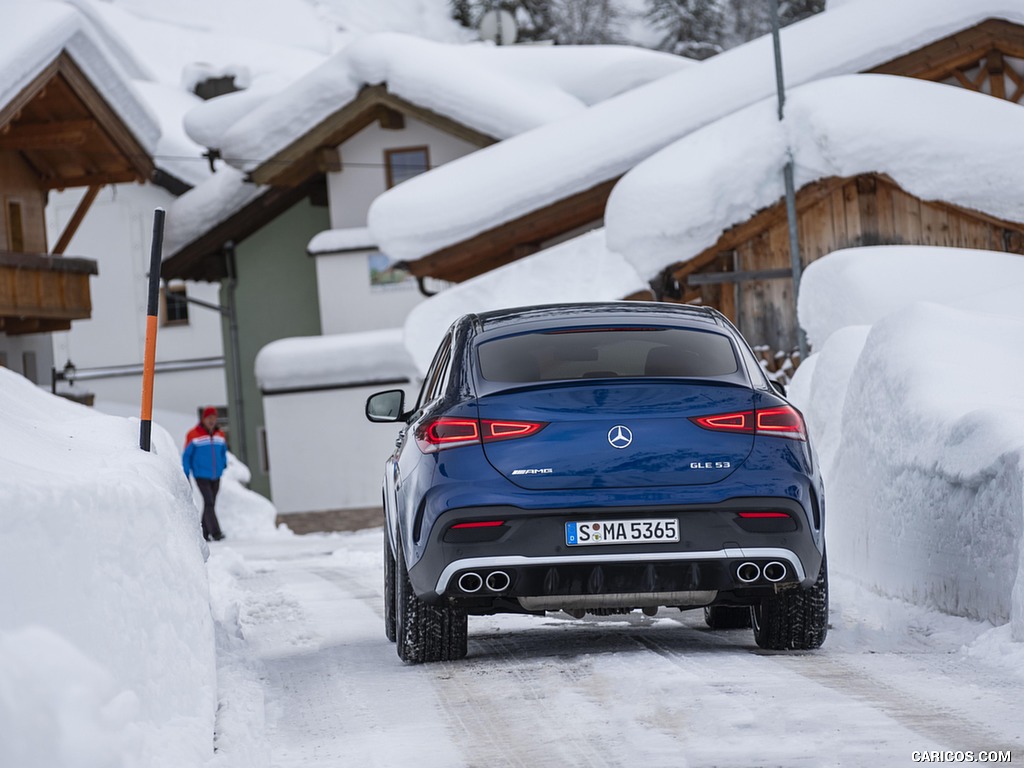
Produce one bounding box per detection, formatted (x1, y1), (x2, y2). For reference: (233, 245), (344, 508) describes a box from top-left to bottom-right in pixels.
(327, 116), (480, 230)
(316, 249), (421, 335)
(311, 115), (479, 336)
(262, 381), (417, 513)
(46, 183), (227, 414)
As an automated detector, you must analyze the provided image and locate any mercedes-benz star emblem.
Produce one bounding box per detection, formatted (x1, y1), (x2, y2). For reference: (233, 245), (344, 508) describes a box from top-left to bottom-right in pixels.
(607, 425), (633, 449)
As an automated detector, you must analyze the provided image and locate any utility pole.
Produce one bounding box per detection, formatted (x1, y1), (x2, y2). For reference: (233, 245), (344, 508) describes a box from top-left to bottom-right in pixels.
(769, 0), (808, 361)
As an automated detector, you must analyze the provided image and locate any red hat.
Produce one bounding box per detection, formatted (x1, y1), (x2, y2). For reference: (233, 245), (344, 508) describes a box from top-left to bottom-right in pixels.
(202, 406), (218, 420)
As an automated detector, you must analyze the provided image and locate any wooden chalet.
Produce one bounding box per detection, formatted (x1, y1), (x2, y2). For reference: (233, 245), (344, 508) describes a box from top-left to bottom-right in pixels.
(1, 51), (153, 335)
(399, 15), (1024, 288)
(664, 172), (1024, 351)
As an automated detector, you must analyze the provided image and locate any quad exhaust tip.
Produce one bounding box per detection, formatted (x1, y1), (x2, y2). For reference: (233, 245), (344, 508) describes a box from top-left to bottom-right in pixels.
(458, 572), (483, 593)
(736, 562), (761, 583)
(485, 571), (511, 592)
(457, 570), (510, 593)
(763, 561), (787, 583)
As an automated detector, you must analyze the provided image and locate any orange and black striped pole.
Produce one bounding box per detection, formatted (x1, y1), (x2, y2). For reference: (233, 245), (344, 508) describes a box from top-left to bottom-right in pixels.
(140, 208), (165, 452)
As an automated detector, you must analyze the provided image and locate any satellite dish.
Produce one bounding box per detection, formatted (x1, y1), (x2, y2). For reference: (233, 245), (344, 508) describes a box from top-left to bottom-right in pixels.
(478, 9), (518, 46)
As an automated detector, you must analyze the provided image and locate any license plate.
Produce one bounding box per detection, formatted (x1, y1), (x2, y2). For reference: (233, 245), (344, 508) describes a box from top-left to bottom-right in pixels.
(566, 518), (679, 546)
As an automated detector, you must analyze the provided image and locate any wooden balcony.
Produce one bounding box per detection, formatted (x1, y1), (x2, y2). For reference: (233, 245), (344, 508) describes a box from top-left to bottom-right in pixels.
(0, 251), (98, 334)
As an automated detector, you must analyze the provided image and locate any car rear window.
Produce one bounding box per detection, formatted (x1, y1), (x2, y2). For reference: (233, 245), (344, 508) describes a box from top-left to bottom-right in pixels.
(477, 326), (739, 382)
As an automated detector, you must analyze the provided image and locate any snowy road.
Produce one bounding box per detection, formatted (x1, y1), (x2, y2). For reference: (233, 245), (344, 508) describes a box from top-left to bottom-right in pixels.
(212, 530), (1023, 768)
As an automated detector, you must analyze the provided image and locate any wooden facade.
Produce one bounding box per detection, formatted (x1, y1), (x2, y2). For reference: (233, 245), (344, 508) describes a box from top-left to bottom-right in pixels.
(0, 51), (153, 335)
(665, 173), (1024, 351)
(401, 16), (1024, 287)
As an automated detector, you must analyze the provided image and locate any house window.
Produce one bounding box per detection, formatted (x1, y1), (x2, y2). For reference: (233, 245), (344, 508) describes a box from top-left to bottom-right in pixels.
(384, 146), (430, 188)
(6, 200), (25, 252)
(161, 285), (189, 326)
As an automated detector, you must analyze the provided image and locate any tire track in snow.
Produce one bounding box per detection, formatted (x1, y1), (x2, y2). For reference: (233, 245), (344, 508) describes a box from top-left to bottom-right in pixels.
(429, 631), (617, 768)
(767, 653), (1021, 759)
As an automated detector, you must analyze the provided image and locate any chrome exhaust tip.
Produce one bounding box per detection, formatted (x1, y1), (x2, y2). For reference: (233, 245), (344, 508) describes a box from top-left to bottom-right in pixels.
(763, 561), (787, 583)
(736, 562), (761, 584)
(458, 572), (483, 593)
(485, 570), (511, 592)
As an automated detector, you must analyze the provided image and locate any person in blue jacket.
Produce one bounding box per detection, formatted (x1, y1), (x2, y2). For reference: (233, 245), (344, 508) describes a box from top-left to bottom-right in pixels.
(182, 406), (228, 541)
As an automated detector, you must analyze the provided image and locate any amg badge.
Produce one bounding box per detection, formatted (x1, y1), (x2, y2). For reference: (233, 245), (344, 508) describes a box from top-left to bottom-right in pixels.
(511, 468), (554, 475)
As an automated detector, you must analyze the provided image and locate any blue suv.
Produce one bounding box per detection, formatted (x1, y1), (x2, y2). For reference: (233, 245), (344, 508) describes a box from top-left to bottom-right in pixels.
(367, 303), (827, 663)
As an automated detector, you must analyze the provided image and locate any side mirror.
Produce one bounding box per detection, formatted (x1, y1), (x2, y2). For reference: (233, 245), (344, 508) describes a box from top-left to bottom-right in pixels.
(770, 381), (787, 397)
(366, 389), (406, 423)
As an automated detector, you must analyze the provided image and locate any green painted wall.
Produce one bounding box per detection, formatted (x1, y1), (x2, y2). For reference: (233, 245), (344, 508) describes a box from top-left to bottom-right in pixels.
(220, 197), (327, 499)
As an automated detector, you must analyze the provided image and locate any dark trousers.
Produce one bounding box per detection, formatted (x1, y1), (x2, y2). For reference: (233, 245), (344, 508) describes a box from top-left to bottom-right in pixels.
(196, 477), (223, 541)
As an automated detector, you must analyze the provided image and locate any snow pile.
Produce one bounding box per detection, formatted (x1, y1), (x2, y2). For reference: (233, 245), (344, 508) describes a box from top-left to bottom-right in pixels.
(402, 228), (647, 373)
(0, 369), (216, 767)
(606, 74), (1024, 278)
(788, 246), (1024, 640)
(255, 328), (419, 391)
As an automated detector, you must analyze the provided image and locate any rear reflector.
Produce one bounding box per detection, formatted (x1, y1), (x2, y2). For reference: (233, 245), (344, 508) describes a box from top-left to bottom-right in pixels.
(736, 512), (791, 519)
(690, 405), (806, 441)
(450, 520), (505, 529)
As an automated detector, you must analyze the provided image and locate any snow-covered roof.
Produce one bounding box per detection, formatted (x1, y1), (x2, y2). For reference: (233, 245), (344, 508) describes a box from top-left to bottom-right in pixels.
(203, 33), (692, 171)
(166, 35), (687, 259)
(1, 2), (160, 155)
(605, 74), (1024, 280)
(163, 166), (264, 256)
(402, 228), (647, 373)
(367, 0), (1024, 264)
(255, 328), (418, 392)
(307, 227), (376, 255)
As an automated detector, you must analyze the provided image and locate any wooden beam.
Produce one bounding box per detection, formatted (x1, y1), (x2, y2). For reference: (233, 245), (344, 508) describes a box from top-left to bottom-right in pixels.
(870, 20), (1024, 81)
(0, 317), (72, 335)
(0, 119), (94, 149)
(43, 170), (140, 190)
(687, 268), (793, 286)
(56, 54), (155, 182)
(405, 178), (618, 283)
(377, 106), (405, 130)
(52, 185), (102, 255)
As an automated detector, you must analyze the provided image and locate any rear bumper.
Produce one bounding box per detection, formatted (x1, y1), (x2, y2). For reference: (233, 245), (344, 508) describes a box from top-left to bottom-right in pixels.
(407, 497), (824, 606)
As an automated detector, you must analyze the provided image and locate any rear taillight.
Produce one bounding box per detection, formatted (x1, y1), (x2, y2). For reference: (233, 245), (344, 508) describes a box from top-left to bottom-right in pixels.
(417, 417), (547, 453)
(690, 405), (806, 441)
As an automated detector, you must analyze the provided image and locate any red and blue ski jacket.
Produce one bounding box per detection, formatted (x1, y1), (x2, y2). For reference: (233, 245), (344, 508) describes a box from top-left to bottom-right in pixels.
(182, 424), (228, 480)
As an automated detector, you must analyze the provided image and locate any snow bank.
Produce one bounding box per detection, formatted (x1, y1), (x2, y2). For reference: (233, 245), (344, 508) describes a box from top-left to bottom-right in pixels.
(402, 228), (648, 373)
(0, 369), (216, 766)
(789, 247), (1024, 640)
(606, 75), (1024, 279)
(255, 328), (418, 392)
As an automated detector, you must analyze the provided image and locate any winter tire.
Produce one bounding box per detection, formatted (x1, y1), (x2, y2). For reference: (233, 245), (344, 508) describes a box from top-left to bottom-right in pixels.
(383, 531), (397, 643)
(704, 605), (752, 629)
(394, 540), (468, 664)
(751, 550), (829, 651)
